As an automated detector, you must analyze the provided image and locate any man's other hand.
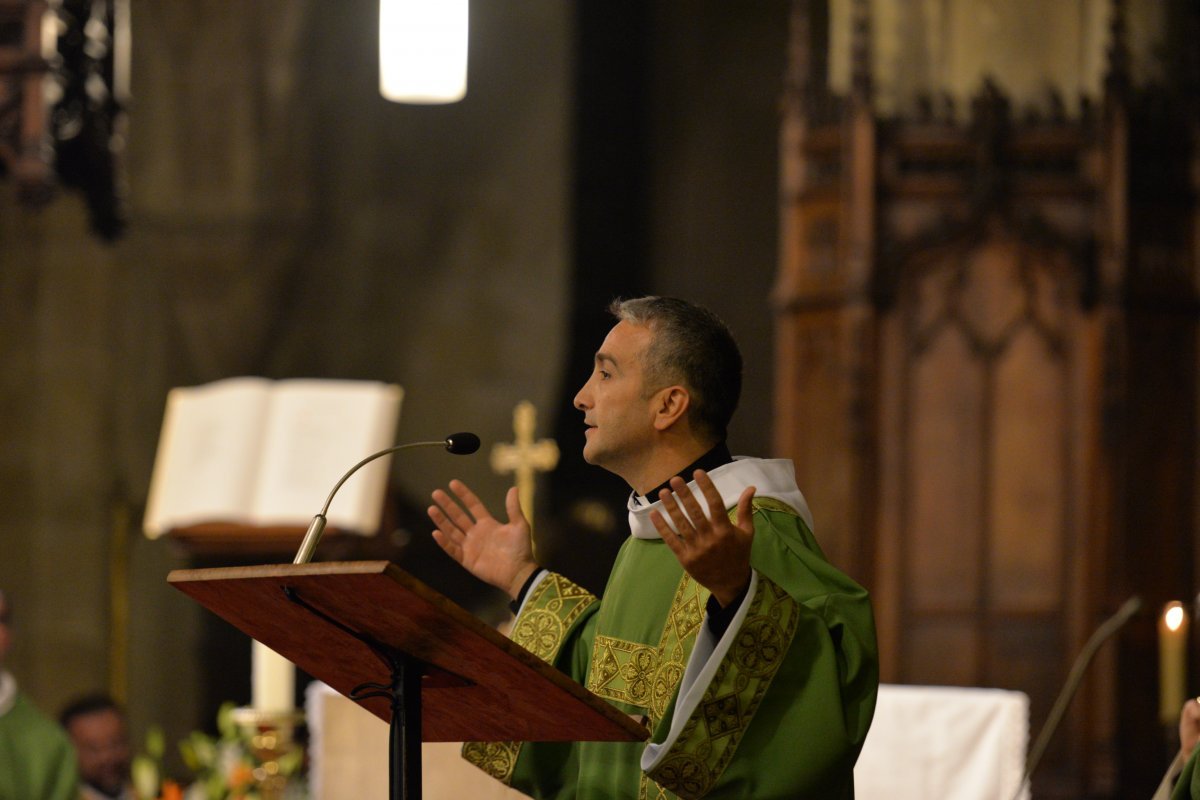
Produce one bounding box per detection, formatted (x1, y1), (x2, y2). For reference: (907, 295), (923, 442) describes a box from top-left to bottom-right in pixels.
(651, 469), (755, 608)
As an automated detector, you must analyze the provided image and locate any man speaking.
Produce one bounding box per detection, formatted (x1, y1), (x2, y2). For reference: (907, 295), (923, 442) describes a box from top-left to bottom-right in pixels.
(429, 296), (878, 799)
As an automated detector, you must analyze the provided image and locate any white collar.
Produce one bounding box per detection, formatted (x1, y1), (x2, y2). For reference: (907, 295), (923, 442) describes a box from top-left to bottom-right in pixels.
(626, 457), (813, 539)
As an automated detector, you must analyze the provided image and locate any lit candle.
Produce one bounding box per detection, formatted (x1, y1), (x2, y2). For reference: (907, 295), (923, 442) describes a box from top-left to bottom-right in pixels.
(252, 640), (295, 713)
(1160, 601), (1188, 724)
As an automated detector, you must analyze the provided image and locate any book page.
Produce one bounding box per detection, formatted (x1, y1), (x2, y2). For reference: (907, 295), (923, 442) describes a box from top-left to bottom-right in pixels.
(250, 380), (403, 533)
(142, 377), (273, 537)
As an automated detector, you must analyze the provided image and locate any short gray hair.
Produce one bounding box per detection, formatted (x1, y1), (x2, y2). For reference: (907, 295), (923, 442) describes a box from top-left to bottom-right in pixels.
(608, 296), (742, 442)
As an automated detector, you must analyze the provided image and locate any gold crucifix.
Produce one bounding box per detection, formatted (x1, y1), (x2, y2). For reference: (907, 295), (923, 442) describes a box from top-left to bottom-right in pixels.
(490, 401), (560, 535)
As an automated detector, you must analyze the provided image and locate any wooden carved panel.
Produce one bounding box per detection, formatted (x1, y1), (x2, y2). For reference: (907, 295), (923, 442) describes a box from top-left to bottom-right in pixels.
(991, 327), (1067, 611)
(908, 327), (985, 614)
(776, 308), (874, 580)
(776, 4), (1200, 792)
(883, 225), (1084, 738)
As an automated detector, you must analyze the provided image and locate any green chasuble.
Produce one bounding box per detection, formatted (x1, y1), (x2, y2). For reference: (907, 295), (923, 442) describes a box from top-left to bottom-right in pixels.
(464, 458), (879, 799)
(0, 675), (80, 800)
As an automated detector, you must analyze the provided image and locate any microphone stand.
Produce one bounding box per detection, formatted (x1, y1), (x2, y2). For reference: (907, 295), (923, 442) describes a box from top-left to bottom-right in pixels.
(293, 433), (478, 565)
(284, 585), (423, 800)
(285, 431), (479, 799)
(1013, 595), (1143, 800)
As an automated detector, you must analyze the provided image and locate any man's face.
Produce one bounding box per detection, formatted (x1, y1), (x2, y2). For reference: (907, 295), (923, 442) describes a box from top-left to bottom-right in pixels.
(66, 709), (132, 795)
(573, 320), (659, 478)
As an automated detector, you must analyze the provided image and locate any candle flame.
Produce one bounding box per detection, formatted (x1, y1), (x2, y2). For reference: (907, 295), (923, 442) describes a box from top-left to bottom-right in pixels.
(1165, 602), (1186, 631)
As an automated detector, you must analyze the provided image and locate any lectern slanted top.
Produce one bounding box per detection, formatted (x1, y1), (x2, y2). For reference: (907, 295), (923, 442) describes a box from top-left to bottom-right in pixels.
(168, 560), (647, 744)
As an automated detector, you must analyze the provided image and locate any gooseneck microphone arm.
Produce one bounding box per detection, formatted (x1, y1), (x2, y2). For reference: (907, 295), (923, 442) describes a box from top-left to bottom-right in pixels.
(1015, 594), (1143, 799)
(292, 432), (480, 565)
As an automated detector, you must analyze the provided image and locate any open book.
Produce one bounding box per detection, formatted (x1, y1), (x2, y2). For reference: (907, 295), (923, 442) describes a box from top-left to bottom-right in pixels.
(143, 377), (403, 539)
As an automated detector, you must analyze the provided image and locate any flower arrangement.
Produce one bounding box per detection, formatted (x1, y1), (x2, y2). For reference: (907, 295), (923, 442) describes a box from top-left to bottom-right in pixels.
(130, 725), (183, 800)
(131, 702), (305, 800)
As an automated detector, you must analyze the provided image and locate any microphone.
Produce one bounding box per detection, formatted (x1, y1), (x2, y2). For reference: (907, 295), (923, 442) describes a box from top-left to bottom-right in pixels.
(444, 431), (480, 455)
(1015, 595), (1143, 799)
(292, 432), (480, 565)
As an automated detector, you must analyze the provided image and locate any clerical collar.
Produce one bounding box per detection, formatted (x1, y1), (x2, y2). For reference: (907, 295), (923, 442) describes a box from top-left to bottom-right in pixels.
(633, 441), (733, 506)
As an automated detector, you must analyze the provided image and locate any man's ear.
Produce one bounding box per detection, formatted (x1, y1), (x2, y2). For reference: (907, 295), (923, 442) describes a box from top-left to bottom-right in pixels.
(652, 386), (690, 431)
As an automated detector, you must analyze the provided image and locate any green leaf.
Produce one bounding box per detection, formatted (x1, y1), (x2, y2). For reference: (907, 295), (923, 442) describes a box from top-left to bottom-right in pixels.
(216, 701), (239, 740)
(131, 755), (159, 799)
(145, 725), (166, 760)
(276, 746), (304, 776)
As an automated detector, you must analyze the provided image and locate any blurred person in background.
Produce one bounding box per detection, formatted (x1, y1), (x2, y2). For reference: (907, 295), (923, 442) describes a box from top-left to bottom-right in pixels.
(60, 694), (134, 800)
(0, 587), (80, 800)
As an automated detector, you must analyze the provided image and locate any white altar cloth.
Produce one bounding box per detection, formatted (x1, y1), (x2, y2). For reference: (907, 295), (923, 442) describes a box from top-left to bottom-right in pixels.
(306, 681), (529, 800)
(854, 684), (1030, 800)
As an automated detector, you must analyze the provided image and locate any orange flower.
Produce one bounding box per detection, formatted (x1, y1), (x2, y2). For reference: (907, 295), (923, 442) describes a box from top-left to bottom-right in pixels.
(228, 762), (255, 790)
(159, 781), (183, 800)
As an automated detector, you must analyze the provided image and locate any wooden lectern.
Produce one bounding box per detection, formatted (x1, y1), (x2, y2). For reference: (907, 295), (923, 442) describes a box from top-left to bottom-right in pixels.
(169, 561), (647, 800)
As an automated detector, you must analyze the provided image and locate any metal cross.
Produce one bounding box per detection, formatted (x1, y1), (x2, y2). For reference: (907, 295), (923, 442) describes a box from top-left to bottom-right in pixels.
(490, 401), (560, 531)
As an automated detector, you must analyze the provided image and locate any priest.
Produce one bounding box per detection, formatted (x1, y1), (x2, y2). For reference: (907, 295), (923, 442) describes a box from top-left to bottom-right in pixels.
(429, 296), (878, 799)
(0, 588), (80, 800)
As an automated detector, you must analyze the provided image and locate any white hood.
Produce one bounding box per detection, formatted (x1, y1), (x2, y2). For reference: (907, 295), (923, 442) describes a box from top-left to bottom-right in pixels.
(626, 457), (813, 539)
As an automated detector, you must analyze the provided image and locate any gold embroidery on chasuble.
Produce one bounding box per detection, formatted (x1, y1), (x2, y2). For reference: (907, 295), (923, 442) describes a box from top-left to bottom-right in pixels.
(467, 500), (802, 793)
(511, 573), (596, 659)
(735, 495), (799, 520)
(587, 573), (709, 724)
(463, 573), (597, 785)
(639, 773), (676, 800)
(462, 741), (520, 784)
(647, 575), (800, 800)
(587, 573), (708, 800)
(589, 637), (658, 707)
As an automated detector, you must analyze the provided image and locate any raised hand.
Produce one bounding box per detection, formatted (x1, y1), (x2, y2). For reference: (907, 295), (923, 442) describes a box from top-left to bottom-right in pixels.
(428, 479), (538, 600)
(1182, 697), (1200, 758)
(650, 469), (756, 607)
